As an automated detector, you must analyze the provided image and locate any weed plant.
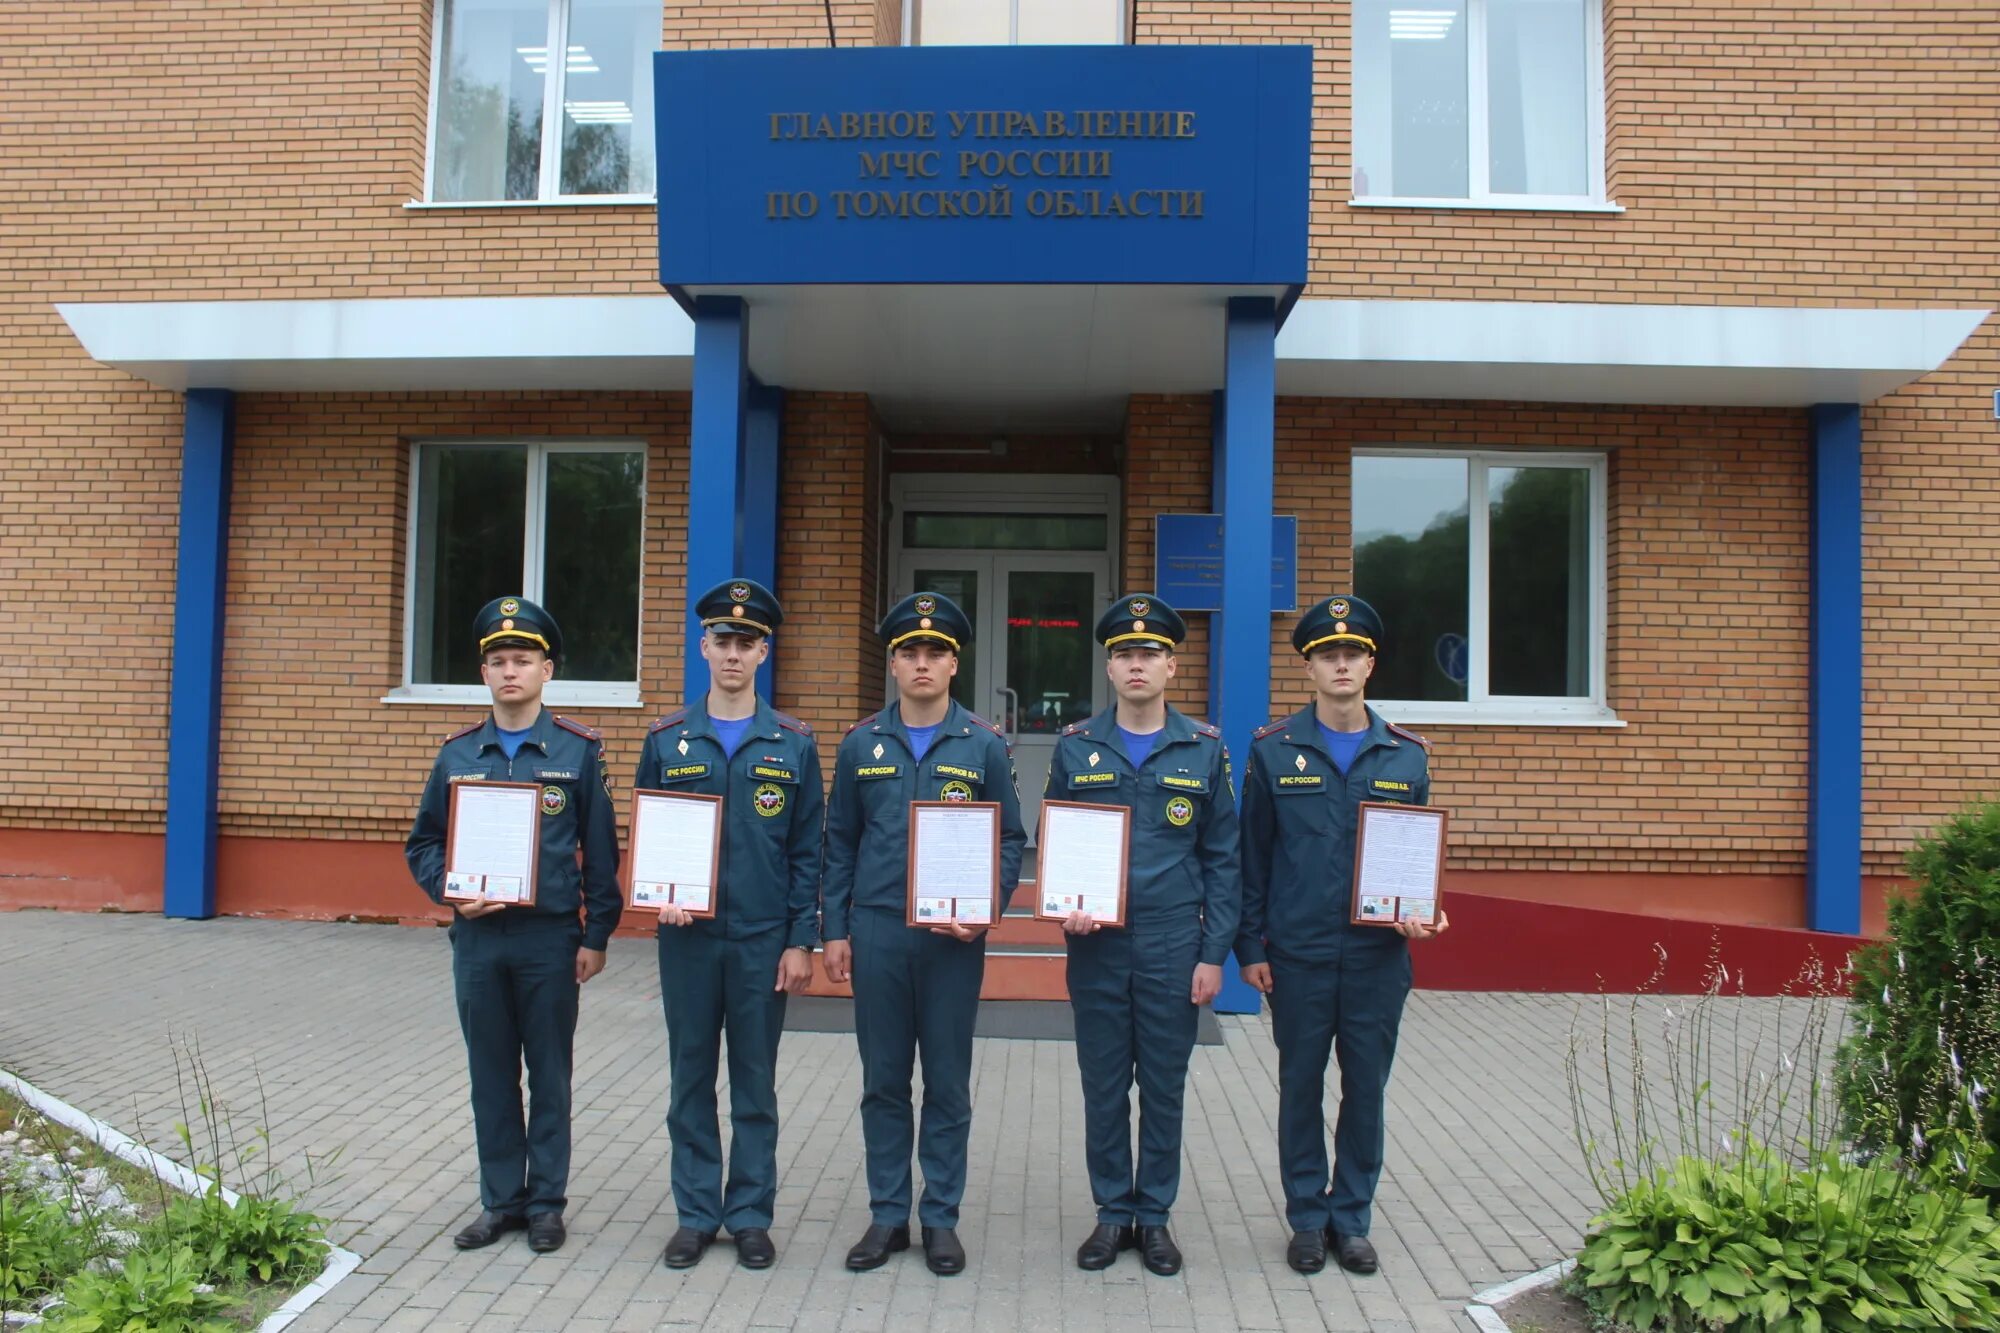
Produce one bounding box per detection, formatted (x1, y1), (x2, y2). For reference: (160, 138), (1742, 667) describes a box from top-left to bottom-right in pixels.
(1566, 946), (2000, 1331)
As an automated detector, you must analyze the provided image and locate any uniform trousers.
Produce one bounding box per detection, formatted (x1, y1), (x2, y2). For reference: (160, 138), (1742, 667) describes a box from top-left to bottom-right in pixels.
(849, 906), (986, 1228)
(1267, 946), (1412, 1237)
(659, 924), (790, 1233)
(1066, 924), (1201, 1226)
(450, 911), (581, 1218)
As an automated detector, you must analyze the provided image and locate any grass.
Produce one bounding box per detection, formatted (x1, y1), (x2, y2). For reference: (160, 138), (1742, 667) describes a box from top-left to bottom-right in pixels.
(1, 1083), (327, 1328)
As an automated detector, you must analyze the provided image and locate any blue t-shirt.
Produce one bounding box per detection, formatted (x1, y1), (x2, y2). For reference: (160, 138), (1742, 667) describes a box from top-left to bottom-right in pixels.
(1319, 720), (1368, 776)
(1118, 725), (1163, 770)
(711, 714), (754, 761)
(496, 725), (533, 760)
(906, 723), (940, 762)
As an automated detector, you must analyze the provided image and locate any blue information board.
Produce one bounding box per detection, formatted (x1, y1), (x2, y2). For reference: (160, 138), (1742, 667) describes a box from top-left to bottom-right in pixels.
(1154, 514), (1297, 613)
(655, 45), (1311, 289)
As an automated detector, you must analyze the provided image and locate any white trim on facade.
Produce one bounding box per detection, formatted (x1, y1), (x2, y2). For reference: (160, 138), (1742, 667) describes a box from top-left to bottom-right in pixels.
(55, 296), (1989, 410)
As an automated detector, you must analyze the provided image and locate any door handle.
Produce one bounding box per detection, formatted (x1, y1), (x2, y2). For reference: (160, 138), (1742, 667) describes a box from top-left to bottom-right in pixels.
(995, 686), (1020, 743)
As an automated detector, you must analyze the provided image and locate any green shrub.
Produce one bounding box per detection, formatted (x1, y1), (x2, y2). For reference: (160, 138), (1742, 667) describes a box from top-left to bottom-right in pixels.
(1574, 1135), (2000, 1332)
(1837, 802), (2000, 1175)
(157, 1189), (325, 1285)
(0, 1183), (96, 1306)
(42, 1245), (234, 1333)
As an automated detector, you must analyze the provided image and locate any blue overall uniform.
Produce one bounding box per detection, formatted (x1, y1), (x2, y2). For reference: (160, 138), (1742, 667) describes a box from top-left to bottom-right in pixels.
(636, 699), (823, 1237)
(1046, 705), (1241, 1226)
(406, 709), (622, 1220)
(821, 699), (1026, 1229)
(1237, 704), (1431, 1239)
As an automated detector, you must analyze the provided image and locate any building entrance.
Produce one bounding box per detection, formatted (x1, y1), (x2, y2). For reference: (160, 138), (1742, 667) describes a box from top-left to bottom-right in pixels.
(889, 476), (1117, 840)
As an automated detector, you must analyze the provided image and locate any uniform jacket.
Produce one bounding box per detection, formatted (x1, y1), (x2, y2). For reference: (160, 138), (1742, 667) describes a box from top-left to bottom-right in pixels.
(1235, 704), (1431, 967)
(821, 698), (1026, 941)
(634, 696), (824, 948)
(1044, 705), (1242, 965)
(405, 709), (624, 950)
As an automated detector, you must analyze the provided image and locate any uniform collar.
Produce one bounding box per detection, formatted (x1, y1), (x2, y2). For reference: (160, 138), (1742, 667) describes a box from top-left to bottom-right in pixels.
(685, 694), (782, 745)
(873, 697), (969, 757)
(1284, 703), (1396, 758)
(1076, 703), (1197, 764)
(476, 708), (551, 755)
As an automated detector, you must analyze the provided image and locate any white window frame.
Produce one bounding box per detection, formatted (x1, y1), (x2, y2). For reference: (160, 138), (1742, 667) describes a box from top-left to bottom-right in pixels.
(1353, 447), (1620, 727)
(901, 0), (1129, 46)
(420, 0), (657, 207)
(386, 439), (648, 708)
(1348, 0), (1618, 213)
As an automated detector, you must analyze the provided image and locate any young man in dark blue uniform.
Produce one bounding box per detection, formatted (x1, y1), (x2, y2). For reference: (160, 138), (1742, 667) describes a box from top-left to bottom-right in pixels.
(821, 591), (1026, 1276)
(1236, 594), (1450, 1277)
(1048, 593), (1240, 1277)
(635, 579), (822, 1272)
(405, 596), (623, 1256)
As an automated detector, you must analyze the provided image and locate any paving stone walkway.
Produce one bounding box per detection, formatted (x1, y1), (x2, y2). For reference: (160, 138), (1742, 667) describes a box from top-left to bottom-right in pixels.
(0, 912), (1835, 1331)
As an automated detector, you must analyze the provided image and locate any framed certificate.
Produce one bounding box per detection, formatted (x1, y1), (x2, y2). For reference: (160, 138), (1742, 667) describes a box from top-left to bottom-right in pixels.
(905, 801), (1001, 927)
(1351, 801), (1448, 928)
(626, 789), (724, 917)
(443, 780), (542, 906)
(1032, 799), (1130, 927)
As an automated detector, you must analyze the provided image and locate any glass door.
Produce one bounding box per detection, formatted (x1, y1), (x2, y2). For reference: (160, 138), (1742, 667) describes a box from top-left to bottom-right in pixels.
(896, 554), (1108, 841)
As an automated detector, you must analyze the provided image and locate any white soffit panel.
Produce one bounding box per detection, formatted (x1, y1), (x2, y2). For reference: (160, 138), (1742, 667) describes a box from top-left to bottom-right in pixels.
(1275, 300), (1991, 407)
(56, 296), (697, 393)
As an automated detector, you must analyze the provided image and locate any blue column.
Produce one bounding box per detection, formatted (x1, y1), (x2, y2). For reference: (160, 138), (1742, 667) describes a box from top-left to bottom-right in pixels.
(1807, 403), (1862, 934)
(163, 389), (235, 920)
(1212, 297), (1278, 1014)
(742, 381), (783, 699)
(687, 297), (749, 703)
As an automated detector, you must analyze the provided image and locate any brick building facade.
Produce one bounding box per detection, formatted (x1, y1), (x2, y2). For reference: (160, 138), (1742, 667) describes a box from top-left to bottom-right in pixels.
(4, 2), (1994, 991)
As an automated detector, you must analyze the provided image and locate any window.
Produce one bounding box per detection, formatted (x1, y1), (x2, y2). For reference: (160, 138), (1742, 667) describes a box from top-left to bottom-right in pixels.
(1350, 0), (1607, 208)
(1352, 449), (1611, 723)
(397, 441), (646, 705)
(428, 0), (657, 203)
(908, 0), (1125, 45)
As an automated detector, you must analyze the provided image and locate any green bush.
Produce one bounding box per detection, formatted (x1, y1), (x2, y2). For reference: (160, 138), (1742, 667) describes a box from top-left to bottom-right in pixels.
(157, 1189), (325, 1286)
(42, 1245), (234, 1333)
(1574, 1135), (2000, 1332)
(1837, 802), (2000, 1175)
(0, 1184), (96, 1306)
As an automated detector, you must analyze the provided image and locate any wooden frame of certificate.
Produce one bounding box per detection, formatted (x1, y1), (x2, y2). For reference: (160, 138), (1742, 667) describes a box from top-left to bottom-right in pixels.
(443, 780), (543, 906)
(625, 789), (724, 918)
(1031, 799), (1131, 927)
(1350, 801), (1448, 928)
(904, 800), (1002, 928)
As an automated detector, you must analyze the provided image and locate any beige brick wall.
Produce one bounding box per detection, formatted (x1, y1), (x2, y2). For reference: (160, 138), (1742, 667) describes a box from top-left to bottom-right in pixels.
(0, 2), (1995, 896)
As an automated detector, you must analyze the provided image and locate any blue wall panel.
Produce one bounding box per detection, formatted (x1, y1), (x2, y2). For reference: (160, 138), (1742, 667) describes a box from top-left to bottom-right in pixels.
(686, 298), (750, 705)
(163, 389), (235, 920)
(657, 45), (1311, 290)
(1807, 403), (1862, 934)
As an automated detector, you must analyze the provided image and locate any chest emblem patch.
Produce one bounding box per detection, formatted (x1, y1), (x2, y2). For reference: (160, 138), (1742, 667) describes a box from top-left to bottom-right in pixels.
(677, 738), (689, 756)
(1088, 751), (1101, 768)
(940, 779), (974, 802)
(753, 783), (786, 816)
(1296, 753), (1308, 772)
(873, 742), (885, 760)
(1165, 795), (1194, 827)
(541, 785), (567, 815)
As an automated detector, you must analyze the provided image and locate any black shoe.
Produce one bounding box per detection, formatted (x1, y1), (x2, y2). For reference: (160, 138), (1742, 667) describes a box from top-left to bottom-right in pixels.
(734, 1227), (776, 1269)
(921, 1226), (966, 1276)
(526, 1212), (566, 1253)
(844, 1222), (910, 1271)
(1287, 1228), (1328, 1274)
(1075, 1222), (1136, 1271)
(1330, 1231), (1379, 1274)
(452, 1209), (527, 1250)
(1137, 1224), (1182, 1276)
(662, 1226), (716, 1268)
